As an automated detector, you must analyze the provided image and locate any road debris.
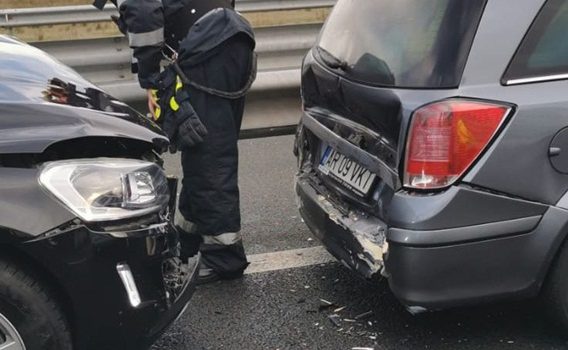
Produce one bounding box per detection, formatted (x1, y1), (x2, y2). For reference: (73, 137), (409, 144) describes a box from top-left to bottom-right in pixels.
(333, 306), (347, 313)
(328, 314), (342, 327)
(352, 347), (374, 350)
(318, 298), (335, 311)
(355, 311), (374, 320)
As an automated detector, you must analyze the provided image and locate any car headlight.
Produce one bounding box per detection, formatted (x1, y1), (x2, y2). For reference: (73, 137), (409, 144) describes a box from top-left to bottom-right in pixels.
(39, 159), (169, 222)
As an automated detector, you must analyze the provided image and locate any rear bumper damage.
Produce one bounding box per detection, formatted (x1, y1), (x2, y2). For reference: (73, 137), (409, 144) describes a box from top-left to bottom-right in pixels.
(295, 171), (565, 311)
(296, 176), (388, 279)
(296, 172), (544, 309)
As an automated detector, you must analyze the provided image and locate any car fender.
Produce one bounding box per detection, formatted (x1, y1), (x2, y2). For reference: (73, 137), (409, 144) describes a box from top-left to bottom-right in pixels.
(0, 167), (75, 238)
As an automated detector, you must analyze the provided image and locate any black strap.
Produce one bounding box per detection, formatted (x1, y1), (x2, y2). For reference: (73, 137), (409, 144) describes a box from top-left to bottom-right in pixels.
(171, 53), (257, 100)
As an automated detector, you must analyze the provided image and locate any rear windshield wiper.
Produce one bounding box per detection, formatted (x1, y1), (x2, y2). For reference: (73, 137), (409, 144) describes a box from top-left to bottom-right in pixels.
(316, 46), (348, 71)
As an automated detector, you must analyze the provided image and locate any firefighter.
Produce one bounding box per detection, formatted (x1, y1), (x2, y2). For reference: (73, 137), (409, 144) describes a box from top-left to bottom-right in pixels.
(93, 0), (256, 283)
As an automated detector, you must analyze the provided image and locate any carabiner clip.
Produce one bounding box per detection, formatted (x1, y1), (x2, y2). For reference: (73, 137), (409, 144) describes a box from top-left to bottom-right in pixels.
(162, 43), (179, 62)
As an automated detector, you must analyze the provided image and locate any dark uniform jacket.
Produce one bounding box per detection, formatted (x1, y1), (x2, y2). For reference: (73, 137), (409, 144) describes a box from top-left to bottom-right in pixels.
(117, 0), (254, 89)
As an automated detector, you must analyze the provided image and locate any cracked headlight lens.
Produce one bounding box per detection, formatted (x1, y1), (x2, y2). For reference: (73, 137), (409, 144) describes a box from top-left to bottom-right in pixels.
(39, 158), (169, 222)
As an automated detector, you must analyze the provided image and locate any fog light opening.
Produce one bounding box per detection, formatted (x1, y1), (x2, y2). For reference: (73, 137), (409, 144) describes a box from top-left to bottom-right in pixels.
(116, 263), (142, 308)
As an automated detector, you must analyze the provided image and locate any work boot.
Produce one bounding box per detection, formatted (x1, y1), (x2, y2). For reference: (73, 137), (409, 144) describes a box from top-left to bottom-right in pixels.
(196, 260), (245, 285)
(196, 264), (221, 285)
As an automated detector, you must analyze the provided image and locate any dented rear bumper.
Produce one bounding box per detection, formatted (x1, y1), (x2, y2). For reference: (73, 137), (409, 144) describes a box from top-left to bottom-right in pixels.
(295, 171), (551, 312)
(296, 175), (388, 279)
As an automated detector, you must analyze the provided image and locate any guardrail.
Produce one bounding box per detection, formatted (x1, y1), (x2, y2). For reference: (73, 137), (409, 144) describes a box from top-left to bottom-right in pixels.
(0, 0), (335, 132)
(0, 0), (334, 26)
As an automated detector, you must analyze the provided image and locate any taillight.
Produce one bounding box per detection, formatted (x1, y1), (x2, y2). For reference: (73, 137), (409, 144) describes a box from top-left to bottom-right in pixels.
(404, 99), (510, 189)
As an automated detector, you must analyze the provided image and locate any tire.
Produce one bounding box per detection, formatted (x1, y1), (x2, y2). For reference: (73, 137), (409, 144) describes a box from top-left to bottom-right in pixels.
(0, 259), (72, 350)
(542, 239), (568, 332)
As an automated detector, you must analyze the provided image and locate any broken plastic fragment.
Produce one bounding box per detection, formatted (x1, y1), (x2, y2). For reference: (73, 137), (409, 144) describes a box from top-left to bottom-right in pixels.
(328, 314), (341, 327)
(355, 310), (374, 320)
(318, 298), (335, 311)
(333, 306), (347, 313)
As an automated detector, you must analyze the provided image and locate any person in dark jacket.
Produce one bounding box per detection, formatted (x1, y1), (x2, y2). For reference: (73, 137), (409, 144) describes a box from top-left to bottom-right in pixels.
(93, 0), (255, 283)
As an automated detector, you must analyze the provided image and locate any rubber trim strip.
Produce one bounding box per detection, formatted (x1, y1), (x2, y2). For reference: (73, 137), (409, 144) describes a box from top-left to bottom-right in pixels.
(388, 215), (542, 247)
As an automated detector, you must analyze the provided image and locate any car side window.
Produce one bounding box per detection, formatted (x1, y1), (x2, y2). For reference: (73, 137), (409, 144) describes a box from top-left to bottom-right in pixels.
(503, 0), (568, 85)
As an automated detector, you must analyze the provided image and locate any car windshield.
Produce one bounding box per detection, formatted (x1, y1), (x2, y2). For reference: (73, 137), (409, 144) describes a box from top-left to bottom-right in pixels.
(317, 0), (487, 88)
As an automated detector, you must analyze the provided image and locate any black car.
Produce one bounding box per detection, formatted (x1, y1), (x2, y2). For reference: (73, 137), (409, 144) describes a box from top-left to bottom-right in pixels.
(0, 35), (198, 350)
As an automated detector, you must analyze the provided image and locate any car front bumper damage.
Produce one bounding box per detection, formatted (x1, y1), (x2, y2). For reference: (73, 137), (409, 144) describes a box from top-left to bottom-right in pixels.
(20, 218), (199, 350)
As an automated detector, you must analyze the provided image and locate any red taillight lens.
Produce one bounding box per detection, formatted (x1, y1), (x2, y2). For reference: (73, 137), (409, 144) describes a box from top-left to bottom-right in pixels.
(404, 99), (510, 189)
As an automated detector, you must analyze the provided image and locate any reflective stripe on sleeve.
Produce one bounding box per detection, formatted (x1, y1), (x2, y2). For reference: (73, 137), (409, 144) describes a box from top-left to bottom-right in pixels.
(128, 27), (164, 47)
(117, 0), (162, 8)
(202, 232), (242, 246)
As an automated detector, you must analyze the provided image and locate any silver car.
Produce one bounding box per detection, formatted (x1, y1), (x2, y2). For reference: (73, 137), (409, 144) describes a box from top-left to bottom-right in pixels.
(295, 0), (568, 330)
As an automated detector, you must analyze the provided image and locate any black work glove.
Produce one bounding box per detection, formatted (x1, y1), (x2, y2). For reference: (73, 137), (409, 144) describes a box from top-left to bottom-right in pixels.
(175, 100), (208, 149)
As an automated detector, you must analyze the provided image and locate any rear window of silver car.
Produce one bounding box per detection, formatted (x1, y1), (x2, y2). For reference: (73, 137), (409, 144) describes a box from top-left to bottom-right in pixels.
(316, 0), (487, 88)
(503, 0), (568, 85)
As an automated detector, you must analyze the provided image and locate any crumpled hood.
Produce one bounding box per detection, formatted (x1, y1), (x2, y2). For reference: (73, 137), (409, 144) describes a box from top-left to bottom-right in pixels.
(0, 35), (168, 154)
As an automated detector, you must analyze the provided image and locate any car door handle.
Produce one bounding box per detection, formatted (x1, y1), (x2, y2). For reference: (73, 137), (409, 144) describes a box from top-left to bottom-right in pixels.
(549, 147), (562, 157)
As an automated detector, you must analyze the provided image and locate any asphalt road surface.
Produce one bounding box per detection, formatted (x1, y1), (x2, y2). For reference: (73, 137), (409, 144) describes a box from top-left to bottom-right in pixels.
(154, 135), (568, 350)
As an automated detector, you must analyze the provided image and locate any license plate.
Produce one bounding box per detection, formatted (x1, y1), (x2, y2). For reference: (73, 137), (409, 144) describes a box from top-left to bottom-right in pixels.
(318, 146), (376, 197)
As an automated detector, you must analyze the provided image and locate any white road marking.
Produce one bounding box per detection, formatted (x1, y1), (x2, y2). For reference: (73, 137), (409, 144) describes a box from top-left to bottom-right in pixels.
(245, 246), (336, 275)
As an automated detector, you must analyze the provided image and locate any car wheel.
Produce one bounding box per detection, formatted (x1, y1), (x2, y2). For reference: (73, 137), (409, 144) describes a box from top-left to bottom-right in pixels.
(0, 259), (72, 350)
(543, 239), (568, 332)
